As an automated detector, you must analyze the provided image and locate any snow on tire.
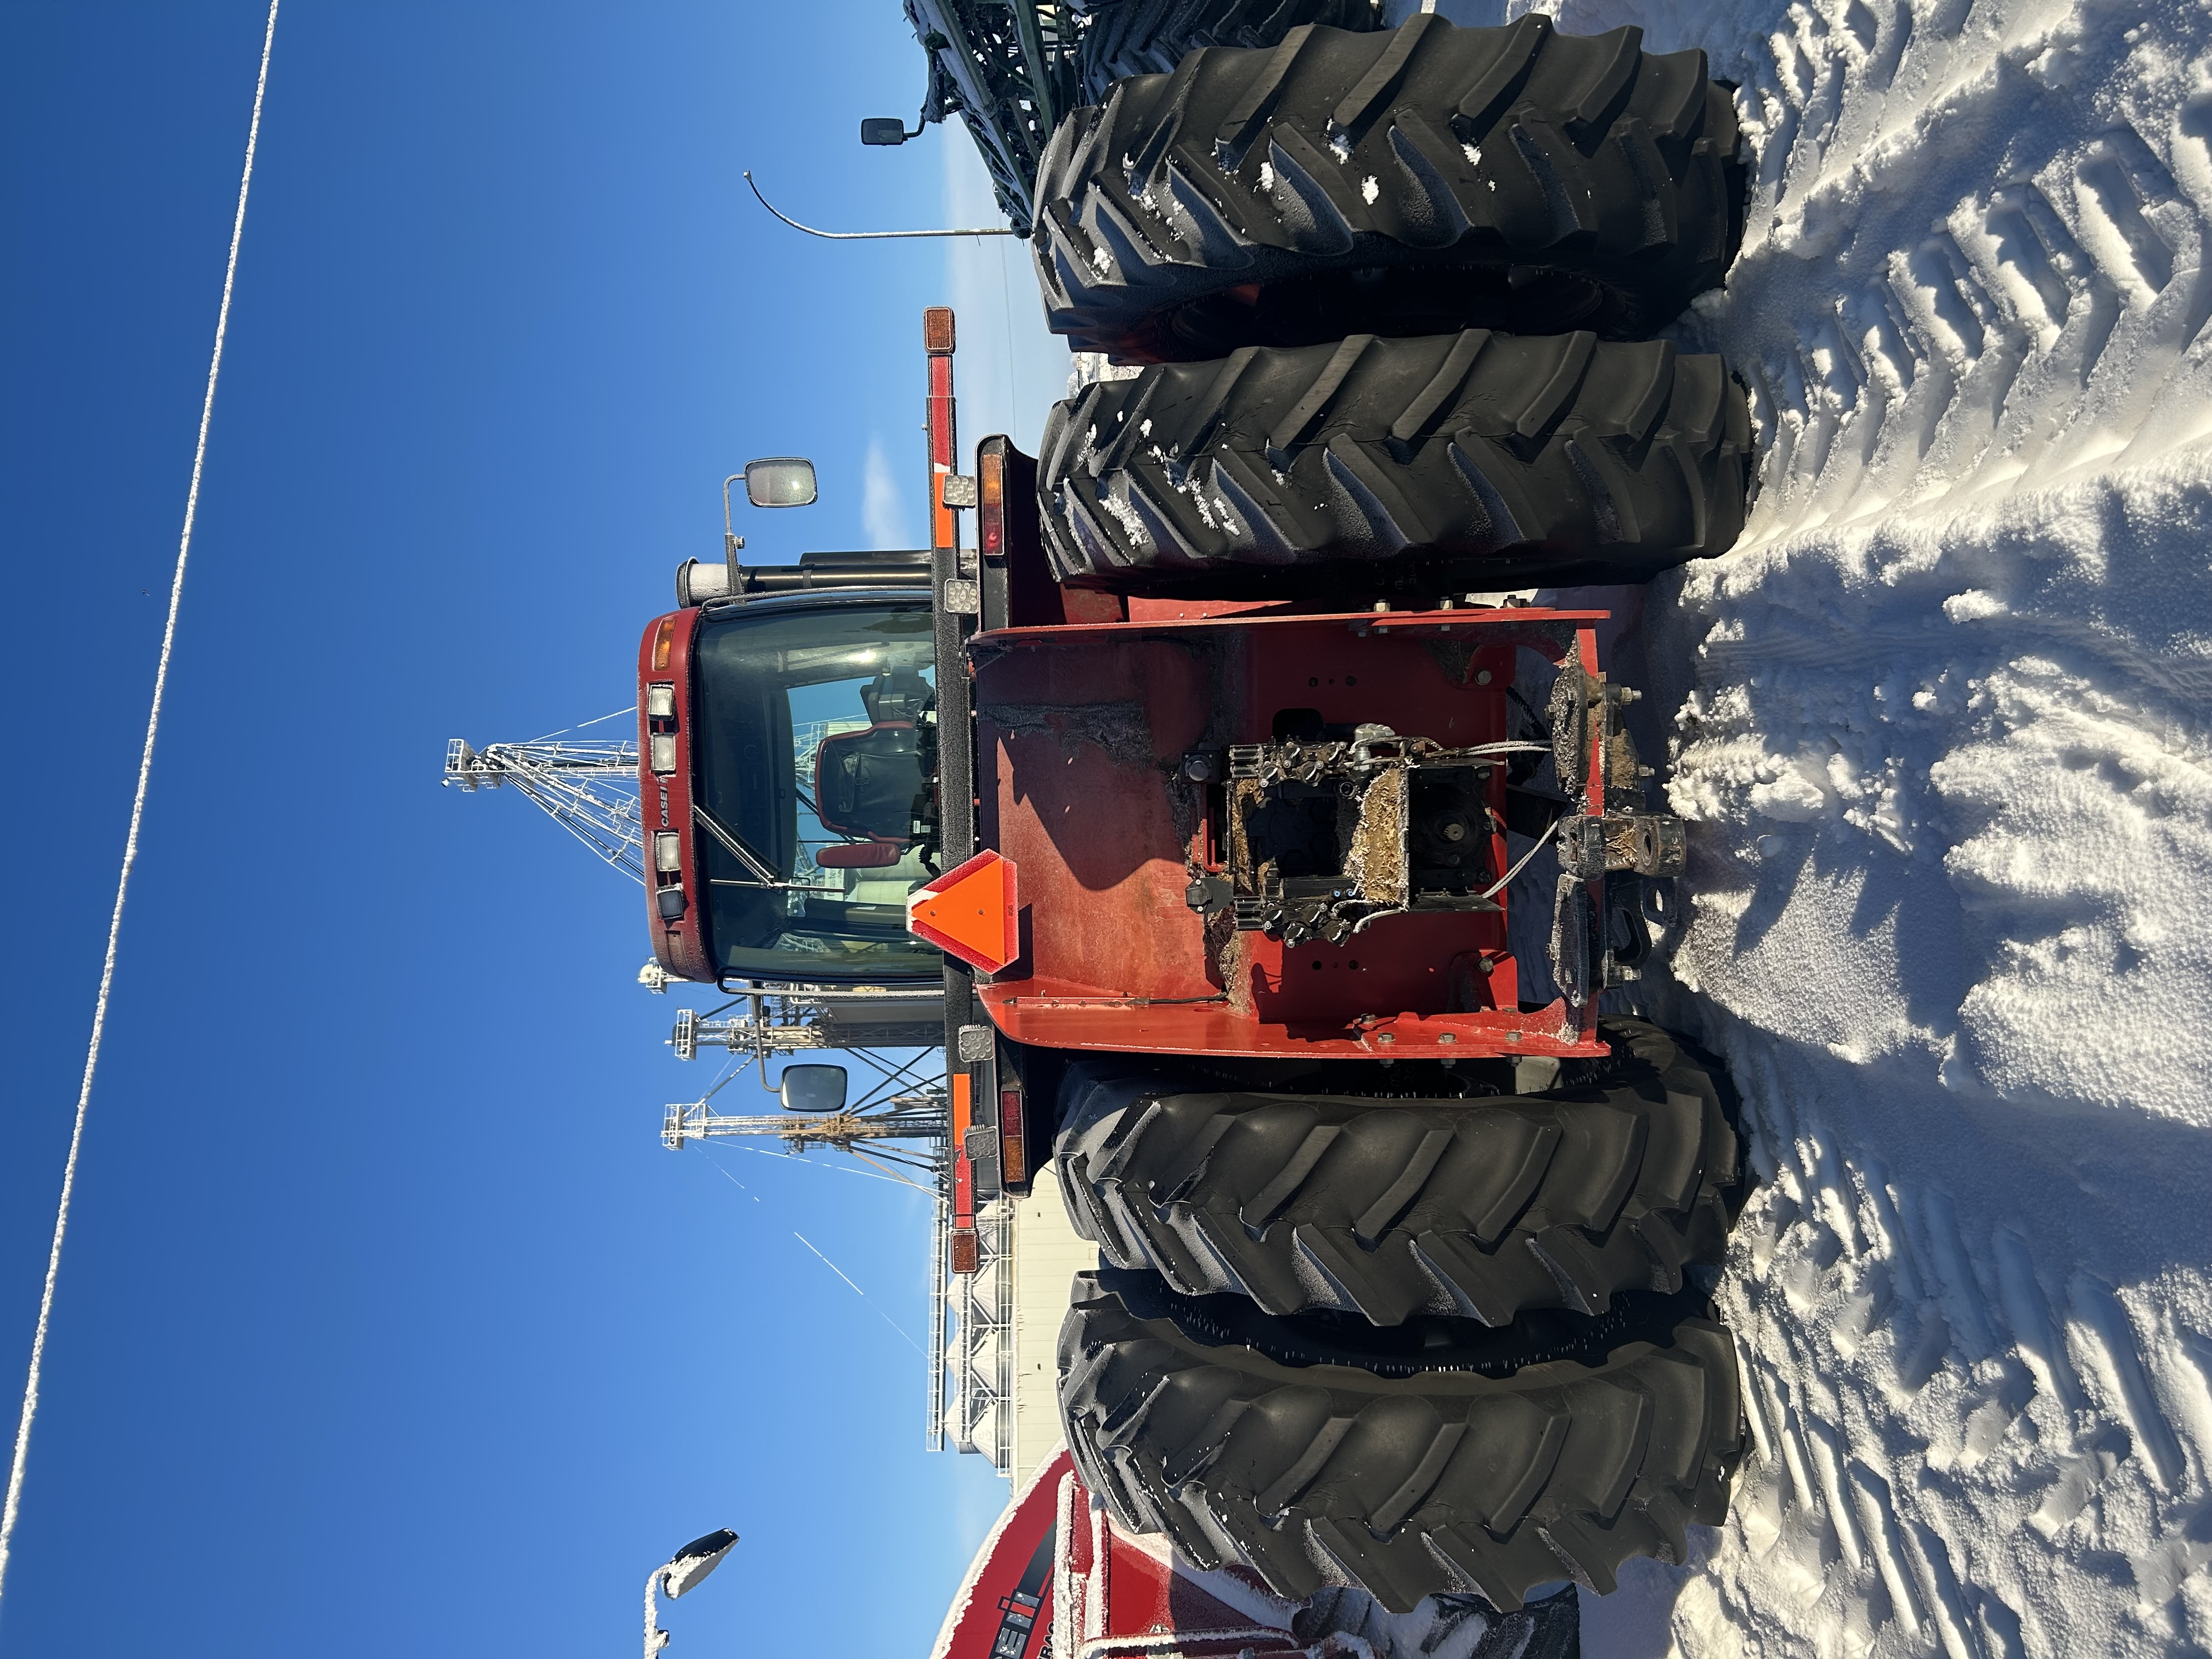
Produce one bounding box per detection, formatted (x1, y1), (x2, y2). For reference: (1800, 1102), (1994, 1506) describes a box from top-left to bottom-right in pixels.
(1058, 1266), (1746, 1613)
(1074, 0), (1385, 104)
(1053, 1019), (1740, 1327)
(1034, 13), (1747, 360)
(1039, 329), (1751, 591)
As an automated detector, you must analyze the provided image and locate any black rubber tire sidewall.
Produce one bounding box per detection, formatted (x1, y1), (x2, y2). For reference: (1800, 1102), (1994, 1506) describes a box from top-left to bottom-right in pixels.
(1052, 1017), (1741, 1327)
(1058, 1266), (1746, 1612)
(1034, 16), (1749, 360)
(1040, 330), (1753, 594)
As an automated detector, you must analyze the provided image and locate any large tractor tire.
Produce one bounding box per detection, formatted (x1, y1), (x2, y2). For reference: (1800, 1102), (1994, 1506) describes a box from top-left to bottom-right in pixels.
(1053, 1019), (1738, 1327)
(1039, 329), (1751, 593)
(1034, 13), (1747, 361)
(1059, 1266), (1745, 1613)
(1075, 0), (1385, 103)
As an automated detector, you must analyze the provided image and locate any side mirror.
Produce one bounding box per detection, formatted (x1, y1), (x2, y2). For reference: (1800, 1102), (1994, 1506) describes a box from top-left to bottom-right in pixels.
(860, 117), (911, 146)
(778, 1063), (848, 1114)
(744, 456), (817, 508)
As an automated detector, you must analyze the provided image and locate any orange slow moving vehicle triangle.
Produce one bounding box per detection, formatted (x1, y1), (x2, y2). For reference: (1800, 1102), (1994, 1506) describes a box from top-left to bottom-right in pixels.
(906, 850), (1019, 972)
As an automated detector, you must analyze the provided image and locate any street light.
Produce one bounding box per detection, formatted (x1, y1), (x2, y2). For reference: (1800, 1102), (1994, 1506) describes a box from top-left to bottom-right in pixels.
(644, 1528), (740, 1657)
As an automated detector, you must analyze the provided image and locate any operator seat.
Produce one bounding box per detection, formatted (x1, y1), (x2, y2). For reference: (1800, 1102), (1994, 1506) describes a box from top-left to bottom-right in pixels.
(813, 668), (930, 868)
(816, 724), (921, 838)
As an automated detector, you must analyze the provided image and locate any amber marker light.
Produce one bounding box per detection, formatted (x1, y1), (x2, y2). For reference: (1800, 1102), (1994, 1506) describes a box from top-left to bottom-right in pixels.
(979, 448), (1005, 557)
(652, 616), (675, 672)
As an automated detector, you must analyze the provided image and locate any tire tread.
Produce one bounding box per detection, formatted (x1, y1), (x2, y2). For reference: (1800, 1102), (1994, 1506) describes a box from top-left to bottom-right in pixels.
(1039, 17), (1747, 358)
(1052, 1018), (1739, 1325)
(1058, 1270), (1746, 1612)
(1041, 330), (1751, 590)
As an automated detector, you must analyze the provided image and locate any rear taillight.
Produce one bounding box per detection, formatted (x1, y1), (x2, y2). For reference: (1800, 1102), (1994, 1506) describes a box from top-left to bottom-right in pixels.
(979, 448), (1004, 559)
(999, 1086), (1026, 1184)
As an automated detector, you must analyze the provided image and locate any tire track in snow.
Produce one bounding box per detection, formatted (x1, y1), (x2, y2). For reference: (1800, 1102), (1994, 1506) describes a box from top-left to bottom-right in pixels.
(1546, 0), (2212, 535)
(1479, 0), (2212, 1640)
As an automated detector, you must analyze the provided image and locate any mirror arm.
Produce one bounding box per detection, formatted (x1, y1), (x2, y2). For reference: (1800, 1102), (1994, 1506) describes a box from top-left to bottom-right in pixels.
(720, 474), (746, 594)
(743, 172), (1018, 240)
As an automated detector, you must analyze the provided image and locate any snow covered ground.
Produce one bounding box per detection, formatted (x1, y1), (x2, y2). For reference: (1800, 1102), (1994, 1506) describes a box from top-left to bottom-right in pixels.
(1472, 0), (2212, 1647)
(1060, 0), (2212, 1643)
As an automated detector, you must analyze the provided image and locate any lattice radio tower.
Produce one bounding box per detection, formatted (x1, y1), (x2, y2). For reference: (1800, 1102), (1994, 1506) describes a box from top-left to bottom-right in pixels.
(444, 730), (644, 881)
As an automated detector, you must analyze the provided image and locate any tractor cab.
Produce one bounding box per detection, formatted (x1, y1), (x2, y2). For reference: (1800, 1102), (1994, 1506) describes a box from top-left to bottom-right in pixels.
(638, 457), (943, 986)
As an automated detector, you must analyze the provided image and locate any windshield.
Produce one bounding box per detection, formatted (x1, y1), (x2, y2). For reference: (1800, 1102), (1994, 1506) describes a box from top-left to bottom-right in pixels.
(690, 601), (941, 981)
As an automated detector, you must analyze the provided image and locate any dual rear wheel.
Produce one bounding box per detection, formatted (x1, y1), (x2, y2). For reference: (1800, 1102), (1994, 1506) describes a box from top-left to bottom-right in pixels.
(1031, 12), (1752, 594)
(1051, 1021), (1748, 1611)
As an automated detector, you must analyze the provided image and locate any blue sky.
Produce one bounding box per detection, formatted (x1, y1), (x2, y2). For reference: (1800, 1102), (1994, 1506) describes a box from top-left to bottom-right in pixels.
(0, 5), (1064, 1653)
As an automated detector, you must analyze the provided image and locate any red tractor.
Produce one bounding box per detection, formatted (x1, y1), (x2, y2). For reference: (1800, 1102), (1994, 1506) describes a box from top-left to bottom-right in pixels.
(640, 12), (1753, 1632)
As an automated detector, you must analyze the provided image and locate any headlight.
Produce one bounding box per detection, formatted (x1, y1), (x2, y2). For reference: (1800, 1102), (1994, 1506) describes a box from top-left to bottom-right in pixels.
(650, 733), (677, 774)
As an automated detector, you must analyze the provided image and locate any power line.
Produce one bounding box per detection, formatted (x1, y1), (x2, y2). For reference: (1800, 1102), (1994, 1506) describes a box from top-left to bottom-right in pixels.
(0, 0), (281, 1607)
(792, 1233), (924, 1354)
(691, 1156), (926, 1352)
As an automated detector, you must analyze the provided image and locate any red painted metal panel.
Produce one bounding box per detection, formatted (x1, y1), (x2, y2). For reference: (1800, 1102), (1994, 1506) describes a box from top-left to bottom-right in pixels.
(1123, 595), (1301, 622)
(638, 606), (714, 982)
(1059, 589), (1126, 624)
(933, 1451), (1307, 1659)
(980, 986), (1596, 1058)
(930, 1450), (1063, 1659)
(951, 1070), (974, 1233)
(951, 1070), (978, 1273)
(929, 352), (957, 554)
(1053, 1464), (1306, 1659)
(970, 607), (1610, 1060)
(978, 637), (1217, 1002)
